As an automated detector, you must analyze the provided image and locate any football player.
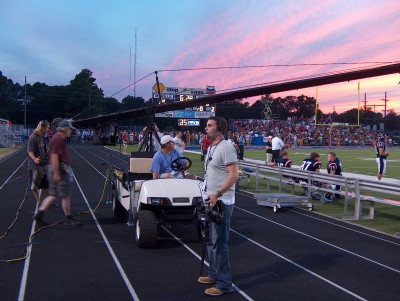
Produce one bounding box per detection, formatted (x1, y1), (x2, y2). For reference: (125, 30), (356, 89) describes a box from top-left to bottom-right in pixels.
(375, 134), (389, 180)
(325, 152), (343, 201)
(300, 152), (321, 200)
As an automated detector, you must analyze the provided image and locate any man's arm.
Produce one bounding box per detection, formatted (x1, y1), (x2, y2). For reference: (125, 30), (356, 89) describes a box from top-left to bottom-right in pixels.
(150, 155), (160, 179)
(28, 151), (41, 165)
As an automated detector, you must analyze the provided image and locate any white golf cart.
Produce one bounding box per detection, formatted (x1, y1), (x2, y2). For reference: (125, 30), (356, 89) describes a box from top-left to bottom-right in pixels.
(111, 152), (204, 248)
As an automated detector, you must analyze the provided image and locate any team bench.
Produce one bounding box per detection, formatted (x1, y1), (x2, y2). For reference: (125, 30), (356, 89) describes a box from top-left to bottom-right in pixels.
(239, 161), (400, 220)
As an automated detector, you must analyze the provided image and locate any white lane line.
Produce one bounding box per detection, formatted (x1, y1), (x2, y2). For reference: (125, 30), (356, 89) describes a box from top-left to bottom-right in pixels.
(287, 208), (400, 246)
(235, 206), (400, 274)
(235, 190), (400, 246)
(161, 226), (255, 301)
(74, 175), (140, 301)
(17, 207), (38, 301)
(230, 228), (367, 301)
(0, 158), (27, 190)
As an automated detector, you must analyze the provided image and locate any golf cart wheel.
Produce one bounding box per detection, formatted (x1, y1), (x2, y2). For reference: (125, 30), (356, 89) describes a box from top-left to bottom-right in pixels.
(135, 210), (157, 248)
(112, 188), (126, 217)
(309, 205), (314, 211)
(273, 206), (278, 213)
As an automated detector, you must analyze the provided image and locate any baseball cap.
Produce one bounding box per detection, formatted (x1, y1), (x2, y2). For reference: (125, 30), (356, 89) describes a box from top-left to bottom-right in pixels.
(57, 119), (76, 130)
(160, 135), (174, 145)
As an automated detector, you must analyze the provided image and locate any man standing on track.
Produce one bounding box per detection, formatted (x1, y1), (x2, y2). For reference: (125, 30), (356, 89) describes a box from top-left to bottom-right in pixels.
(198, 116), (238, 297)
(33, 119), (82, 227)
(27, 120), (50, 205)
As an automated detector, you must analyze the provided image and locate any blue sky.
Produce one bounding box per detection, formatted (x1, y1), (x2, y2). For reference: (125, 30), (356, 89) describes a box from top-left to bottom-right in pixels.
(1, 0), (399, 113)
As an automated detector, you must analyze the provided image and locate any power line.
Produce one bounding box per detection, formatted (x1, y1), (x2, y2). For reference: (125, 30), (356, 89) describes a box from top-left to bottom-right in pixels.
(156, 61), (398, 73)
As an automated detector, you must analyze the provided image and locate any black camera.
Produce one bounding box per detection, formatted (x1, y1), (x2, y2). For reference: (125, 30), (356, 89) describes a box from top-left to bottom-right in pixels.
(197, 198), (224, 223)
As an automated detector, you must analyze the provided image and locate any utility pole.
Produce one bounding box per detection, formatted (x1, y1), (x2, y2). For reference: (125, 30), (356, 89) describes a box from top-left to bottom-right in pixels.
(381, 92), (389, 131)
(129, 47), (132, 96)
(24, 76), (27, 130)
(363, 93), (367, 110)
(381, 92), (389, 118)
(134, 27), (137, 98)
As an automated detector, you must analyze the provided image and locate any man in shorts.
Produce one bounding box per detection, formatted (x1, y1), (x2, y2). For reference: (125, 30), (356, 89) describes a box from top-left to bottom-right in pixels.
(33, 119), (81, 227)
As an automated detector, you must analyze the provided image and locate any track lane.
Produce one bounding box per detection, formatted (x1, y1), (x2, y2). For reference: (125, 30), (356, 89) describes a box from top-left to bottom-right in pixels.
(2, 145), (400, 300)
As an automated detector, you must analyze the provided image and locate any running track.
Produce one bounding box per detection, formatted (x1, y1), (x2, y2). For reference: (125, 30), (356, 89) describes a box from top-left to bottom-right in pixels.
(1, 145), (399, 301)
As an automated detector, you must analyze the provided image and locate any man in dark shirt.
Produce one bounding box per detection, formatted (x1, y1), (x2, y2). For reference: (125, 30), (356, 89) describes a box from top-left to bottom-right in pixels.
(325, 152), (343, 201)
(300, 152), (321, 200)
(375, 134), (389, 180)
(267, 150), (292, 168)
(27, 120), (50, 204)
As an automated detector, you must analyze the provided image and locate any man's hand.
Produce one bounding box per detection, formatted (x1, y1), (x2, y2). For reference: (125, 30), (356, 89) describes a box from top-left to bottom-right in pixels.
(205, 194), (218, 207)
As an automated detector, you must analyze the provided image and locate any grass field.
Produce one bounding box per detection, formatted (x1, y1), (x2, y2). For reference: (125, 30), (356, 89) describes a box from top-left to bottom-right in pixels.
(245, 146), (400, 179)
(114, 144), (400, 179)
(108, 144), (400, 236)
(0, 148), (17, 159)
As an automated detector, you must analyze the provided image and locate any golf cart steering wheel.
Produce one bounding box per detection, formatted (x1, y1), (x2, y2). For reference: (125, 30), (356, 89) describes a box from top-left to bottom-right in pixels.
(171, 157), (192, 172)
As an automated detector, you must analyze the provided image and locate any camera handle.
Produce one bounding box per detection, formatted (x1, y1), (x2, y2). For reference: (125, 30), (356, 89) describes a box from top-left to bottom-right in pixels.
(199, 198), (212, 276)
(199, 218), (209, 276)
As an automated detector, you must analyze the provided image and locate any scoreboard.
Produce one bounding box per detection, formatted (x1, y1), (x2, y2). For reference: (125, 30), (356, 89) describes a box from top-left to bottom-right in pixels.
(178, 119), (200, 126)
(153, 85), (216, 119)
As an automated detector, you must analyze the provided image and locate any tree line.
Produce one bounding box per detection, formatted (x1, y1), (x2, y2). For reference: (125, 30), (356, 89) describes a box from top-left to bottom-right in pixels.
(1, 68), (399, 131)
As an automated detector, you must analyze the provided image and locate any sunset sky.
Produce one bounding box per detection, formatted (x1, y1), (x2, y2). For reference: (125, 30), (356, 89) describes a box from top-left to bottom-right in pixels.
(1, 0), (399, 114)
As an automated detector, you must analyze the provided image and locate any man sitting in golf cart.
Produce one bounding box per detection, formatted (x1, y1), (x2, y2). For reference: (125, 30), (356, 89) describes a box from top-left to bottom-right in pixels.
(150, 135), (196, 179)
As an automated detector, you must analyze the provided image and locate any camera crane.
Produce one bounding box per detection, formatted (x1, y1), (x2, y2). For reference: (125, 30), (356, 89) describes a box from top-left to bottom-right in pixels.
(72, 62), (400, 151)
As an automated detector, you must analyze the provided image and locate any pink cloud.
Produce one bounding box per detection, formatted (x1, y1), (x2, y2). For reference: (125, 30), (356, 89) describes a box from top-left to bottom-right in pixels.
(159, 1), (400, 113)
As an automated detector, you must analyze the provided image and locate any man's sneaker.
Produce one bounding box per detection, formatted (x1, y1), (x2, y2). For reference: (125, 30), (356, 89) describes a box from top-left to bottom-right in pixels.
(33, 212), (48, 227)
(35, 219), (48, 227)
(205, 287), (226, 296)
(198, 276), (215, 284)
(64, 218), (82, 227)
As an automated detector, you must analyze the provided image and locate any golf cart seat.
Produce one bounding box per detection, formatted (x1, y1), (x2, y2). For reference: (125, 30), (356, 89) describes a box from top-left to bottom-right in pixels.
(128, 151), (155, 182)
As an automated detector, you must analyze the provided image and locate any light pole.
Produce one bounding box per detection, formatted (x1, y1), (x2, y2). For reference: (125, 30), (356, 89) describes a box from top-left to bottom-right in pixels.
(24, 76), (27, 130)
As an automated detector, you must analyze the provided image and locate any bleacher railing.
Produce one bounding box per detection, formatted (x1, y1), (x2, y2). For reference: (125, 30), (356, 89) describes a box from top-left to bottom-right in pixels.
(238, 161), (400, 220)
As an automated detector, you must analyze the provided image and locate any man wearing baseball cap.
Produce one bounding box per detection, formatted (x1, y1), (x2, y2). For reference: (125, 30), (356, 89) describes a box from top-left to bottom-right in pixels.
(150, 134), (195, 179)
(33, 119), (82, 227)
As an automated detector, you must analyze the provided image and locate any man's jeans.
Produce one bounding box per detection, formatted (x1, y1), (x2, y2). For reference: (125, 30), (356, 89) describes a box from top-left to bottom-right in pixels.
(207, 204), (234, 292)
